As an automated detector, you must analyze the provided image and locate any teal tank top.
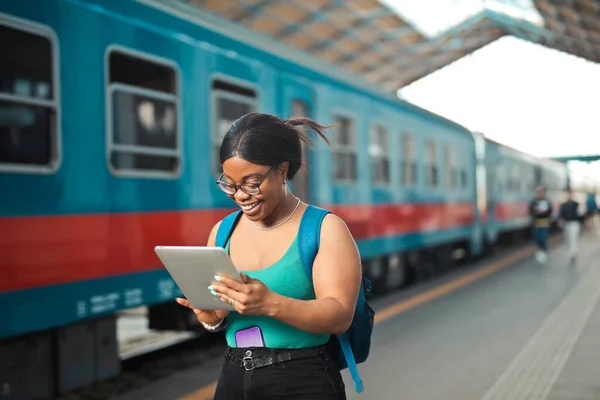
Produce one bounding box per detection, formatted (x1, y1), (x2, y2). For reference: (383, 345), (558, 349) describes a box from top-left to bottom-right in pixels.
(224, 236), (330, 349)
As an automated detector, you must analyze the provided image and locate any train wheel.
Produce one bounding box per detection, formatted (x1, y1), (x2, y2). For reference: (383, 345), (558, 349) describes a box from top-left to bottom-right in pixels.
(383, 254), (406, 292)
(364, 257), (386, 294)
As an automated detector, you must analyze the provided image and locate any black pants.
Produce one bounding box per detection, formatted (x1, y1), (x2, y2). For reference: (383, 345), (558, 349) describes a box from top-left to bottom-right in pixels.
(214, 345), (346, 400)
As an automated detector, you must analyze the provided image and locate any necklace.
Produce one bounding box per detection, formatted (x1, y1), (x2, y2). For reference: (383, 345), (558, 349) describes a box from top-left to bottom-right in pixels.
(251, 197), (301, 231)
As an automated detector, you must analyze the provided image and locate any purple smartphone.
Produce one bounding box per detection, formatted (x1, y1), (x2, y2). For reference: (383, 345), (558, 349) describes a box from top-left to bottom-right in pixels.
(235, 326), (265, 348)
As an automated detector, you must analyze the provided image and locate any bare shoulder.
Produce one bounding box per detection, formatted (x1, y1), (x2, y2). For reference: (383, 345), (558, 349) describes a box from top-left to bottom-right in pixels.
(321, 213), (351, 235)
(207, 220), (223, 246)
(320, 213), (356, 248)
(313, 212), (361, 303)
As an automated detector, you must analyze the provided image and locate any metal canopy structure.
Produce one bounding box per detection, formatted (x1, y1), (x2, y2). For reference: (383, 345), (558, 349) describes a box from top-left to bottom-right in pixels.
(144, 0), (600, 92)
(553, 155), (600, 163)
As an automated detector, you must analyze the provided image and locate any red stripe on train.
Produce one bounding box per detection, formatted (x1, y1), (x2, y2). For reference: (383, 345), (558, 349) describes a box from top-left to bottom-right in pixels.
(494, 200), (560, 222)
(494, 202), (530, 221)
(0, 202), (475, 292)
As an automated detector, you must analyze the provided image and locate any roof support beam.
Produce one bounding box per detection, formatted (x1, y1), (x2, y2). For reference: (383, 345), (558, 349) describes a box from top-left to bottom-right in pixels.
(552, 155), (600, 163)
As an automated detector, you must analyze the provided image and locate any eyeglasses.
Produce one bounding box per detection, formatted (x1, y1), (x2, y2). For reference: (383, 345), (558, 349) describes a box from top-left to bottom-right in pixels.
(216, 165), (277, 196)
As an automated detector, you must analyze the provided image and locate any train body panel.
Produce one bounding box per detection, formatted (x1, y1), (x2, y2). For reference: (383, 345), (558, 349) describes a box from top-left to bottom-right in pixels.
(536, 157), (569, 216)
(483, 138), (538, 244)
(0, 0), (480, 340)
(481, 137), (570, 245)
(0, 221), (475, 339)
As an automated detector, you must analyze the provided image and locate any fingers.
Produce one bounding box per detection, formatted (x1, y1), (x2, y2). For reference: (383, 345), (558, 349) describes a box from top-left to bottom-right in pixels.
(214, 292), (247, 314)
(214, 292), (233, 308)
(176, 297), (205, 316)
(215, 309), (231, 319)
(209, 283), (246, 305)
(208, 281), (251, 314)
(176, 297), (191, 308)
(214, 274), (246, 292)
(240, 272), (253, 284)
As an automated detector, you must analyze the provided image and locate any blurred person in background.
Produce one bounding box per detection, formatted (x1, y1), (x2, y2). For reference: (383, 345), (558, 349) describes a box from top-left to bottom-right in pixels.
(559, 189), (580, 265)
(529, 185), (553, 264)
(585, 192), (598, 226)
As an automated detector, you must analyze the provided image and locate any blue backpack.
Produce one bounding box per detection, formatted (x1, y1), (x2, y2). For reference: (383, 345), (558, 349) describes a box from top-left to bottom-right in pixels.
(215, 205), (375, 394)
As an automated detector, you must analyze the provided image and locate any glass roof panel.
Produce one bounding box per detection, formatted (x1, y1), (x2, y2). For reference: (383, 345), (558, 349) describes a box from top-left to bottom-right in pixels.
(381, 0), (543, 38)
(380, 0), (485, 37)
(484, 0), (544, 26)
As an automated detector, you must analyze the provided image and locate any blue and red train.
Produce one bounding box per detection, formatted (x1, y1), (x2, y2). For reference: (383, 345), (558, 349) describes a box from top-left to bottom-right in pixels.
(1, 0), (598, 396)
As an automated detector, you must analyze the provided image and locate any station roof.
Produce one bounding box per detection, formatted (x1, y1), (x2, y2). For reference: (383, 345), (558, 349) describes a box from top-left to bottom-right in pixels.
(145, 0), (600, 92)
(553, 155), (600, 163)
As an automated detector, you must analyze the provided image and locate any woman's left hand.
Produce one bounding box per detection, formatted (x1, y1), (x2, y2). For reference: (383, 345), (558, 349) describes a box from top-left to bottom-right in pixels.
(210, 273), (277, 316)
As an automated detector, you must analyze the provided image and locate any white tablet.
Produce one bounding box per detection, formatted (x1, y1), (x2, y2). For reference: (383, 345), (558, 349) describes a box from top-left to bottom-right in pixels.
(154, 246), (243, 311)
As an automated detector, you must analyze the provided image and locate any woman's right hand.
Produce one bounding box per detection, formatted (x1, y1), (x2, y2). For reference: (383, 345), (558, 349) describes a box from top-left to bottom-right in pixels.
(175, 298), (230, 325)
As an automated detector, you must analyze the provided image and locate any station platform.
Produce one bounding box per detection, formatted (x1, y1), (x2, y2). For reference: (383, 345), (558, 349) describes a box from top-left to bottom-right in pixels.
(112, 227), (600, 400)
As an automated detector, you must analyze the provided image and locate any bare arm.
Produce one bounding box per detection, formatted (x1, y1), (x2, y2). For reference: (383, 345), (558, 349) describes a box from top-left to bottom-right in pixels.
(206, 220), (221, 246)
(268, 214), (362, 335)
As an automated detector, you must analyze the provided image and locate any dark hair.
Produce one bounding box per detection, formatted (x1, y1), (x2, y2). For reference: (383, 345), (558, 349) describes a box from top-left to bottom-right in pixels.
(219, 113), (331, 180)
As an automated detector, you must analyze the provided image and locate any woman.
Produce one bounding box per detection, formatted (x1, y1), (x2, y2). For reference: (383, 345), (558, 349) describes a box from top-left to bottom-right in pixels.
(176, 113), (362, 399)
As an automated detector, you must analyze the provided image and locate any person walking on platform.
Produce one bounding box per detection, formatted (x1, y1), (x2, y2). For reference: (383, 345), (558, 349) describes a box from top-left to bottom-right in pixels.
(559, 189), (580, 265)
(585, 192), (598, 226)
(175, 113), (372, 400)
(529, 185), (553, 264)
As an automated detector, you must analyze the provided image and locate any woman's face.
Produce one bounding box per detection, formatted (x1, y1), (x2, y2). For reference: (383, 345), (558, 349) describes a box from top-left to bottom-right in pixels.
(220, 156), (287, 221)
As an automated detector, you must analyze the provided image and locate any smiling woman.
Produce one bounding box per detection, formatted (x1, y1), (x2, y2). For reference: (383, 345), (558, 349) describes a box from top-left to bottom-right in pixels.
(216, 113), (330, 225)
(176, 113), (363, 400)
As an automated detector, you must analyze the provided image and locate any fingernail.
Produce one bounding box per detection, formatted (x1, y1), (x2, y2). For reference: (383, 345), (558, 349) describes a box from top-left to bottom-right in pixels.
(220, 297), (226, 302)
(214, 275), (221, 282)
(210, 290), (217, 296)
(207, 285), (214, 291)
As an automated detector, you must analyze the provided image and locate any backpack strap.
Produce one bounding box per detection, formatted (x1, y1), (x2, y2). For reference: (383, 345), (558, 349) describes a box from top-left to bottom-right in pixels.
(298, 205), (330, 278)
(338, 335), (363, 393)
(215, 210), (243, 248)
(298, 205), (364, 394)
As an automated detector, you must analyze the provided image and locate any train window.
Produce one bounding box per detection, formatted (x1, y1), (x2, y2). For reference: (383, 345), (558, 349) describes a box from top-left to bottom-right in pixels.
(487, 167), (495, 197)
(369, 124), (389, 184)
(445, 145), (456, 189)
(425, 140), (438, 187)
(496, 163), (504, 192)
(0, 21), (59, 172)
(460, 151), (468, 189)
(516, 164), (522, 193)
(528, 168), (535, 192)
(510, 163), (519, 193)
(505, 163), (512, 192)
(107, 48), (180, 176)
(401, 133), (416, 186)
(211, 78), (257, 175)
(332, 115), (357, 182)
(518, 166), (523, 193)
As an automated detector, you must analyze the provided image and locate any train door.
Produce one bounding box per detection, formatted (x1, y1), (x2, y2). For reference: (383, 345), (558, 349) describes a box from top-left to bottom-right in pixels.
(279, 77), (314, 203)
(472, 132), (488, 253)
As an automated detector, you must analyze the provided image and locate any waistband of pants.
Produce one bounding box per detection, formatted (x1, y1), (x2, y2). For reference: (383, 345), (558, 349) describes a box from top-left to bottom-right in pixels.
(225, 345), (328, 371)
(534, 218), (551, 227)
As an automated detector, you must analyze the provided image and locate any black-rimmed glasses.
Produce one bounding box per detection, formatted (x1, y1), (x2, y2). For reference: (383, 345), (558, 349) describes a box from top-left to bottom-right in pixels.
(216, 165), (277, 196)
